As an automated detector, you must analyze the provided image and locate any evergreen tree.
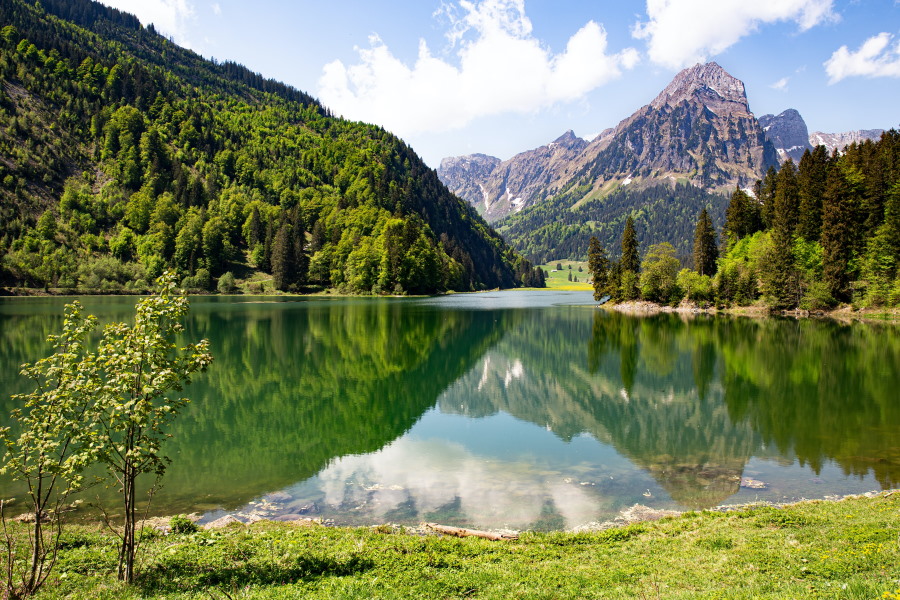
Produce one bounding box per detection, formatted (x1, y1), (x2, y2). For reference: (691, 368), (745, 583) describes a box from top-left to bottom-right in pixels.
(271, 222), (294, 291)
(773, 159), (800, 237)
(797, 146), (829, 241)
(692, 207), (718, 276)
(587, 235), (609, 301)
(821, 164), (855, 302)
(724, 187), (761, 245)
(621, 215), (640, 274)
(758, 166), (778, 229)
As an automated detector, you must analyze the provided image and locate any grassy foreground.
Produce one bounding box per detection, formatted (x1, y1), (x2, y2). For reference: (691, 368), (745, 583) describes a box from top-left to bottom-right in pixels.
(7, 492), (899, 599)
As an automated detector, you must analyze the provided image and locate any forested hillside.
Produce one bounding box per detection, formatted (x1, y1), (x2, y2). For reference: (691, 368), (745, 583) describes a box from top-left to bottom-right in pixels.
(498, 182), (728, 264)
(585, 133), (900, 310)
(0, 0), (541, 294)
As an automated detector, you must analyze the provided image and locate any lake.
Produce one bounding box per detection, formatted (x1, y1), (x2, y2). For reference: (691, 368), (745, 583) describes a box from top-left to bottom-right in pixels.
(1, 291), (898, 531)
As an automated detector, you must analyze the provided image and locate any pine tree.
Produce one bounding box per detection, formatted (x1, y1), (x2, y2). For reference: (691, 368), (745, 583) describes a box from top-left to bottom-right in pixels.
(587, 235), (609, 301)
(692, 207), (718, 276)
(821, 163), (855, 302)
(619, 216), (640, 300)
(271, 222), (294, 291)
(724, 187), (755, 245)
(758, 166), (778, 229)
(797, 146), (829, 241)
(773, 159), (800, 237)
(621, 215), (640, 274)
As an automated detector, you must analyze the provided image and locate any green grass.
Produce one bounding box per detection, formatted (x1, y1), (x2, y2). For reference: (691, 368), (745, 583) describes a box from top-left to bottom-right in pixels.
(537, 261), (593, 292)
(9, 492), (899, 599)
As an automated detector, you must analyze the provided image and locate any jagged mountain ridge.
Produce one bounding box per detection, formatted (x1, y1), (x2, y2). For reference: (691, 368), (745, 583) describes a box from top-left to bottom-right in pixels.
(439, 62), (778, 223)
(439, 62), (885, 228)
(759, 109), (884, 162)
(809, 129), (885, 154)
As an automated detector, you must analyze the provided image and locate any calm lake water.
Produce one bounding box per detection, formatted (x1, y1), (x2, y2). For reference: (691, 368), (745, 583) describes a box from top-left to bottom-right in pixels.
(1, 291), (899, 530)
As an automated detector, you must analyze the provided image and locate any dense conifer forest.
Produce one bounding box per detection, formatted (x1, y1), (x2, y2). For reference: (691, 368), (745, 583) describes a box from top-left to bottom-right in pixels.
(0, 0), (543, 294)
(498, 181), (728, 265)
(587, 133), (900, 310)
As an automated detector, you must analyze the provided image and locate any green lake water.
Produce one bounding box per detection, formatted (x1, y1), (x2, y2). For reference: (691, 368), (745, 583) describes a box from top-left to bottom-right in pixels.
(1, 291), (899, 530)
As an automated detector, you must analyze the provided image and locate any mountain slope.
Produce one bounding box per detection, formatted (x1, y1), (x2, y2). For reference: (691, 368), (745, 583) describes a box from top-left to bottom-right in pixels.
(0, 0), (535, 293)
(438, 62), (777, 225)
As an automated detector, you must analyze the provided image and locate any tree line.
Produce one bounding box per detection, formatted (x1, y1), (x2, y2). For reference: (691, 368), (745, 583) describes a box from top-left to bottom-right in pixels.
(588, 131), (900, 309)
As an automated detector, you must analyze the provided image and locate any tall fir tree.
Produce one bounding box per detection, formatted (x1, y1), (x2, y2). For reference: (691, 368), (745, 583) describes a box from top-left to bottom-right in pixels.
(797, 146), (829, 241)
(693, 207), (719, 276)
(619, 216), (640, 300)
(773, 158), (800, 237)
(587, 236), (609, 301)
(271, 222), (295, 291)
(758, 166), (779, 229)
(821, 163), (855, 302)
(724, 187), (762, 246)
(621, 215), (640, 274)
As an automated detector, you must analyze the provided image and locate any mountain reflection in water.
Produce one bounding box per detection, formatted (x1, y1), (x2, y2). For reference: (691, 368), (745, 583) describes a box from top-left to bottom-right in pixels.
(1, 292), (898, 529)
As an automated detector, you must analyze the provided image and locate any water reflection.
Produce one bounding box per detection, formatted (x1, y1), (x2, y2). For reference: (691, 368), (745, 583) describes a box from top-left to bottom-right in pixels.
(2, 293), (899, 529)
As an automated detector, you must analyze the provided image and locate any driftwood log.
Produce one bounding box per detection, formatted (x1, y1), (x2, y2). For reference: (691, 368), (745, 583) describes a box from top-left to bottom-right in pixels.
(424, 523), (519, 541)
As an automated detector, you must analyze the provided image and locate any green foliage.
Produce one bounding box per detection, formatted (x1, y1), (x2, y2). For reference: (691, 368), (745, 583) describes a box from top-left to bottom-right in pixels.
(0, 302), (98, 599)
(620, 215), (640, 275)
(89, 272), (212, 582)
(216, 271), (236, 294)
(639, 242), (681, 304)
(499, 182), (727, 265)
(168, 515), (198, 535)
(692, 207), (718, 276)
(676, 268), (713, 302)
(587, 236), (609, 301)
(0, 0), (524, 294)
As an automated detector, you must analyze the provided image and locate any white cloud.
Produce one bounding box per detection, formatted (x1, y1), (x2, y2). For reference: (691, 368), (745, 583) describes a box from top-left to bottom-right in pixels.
(825, 32), (900, 83)
(770, 76), (790, 91)
(317, 0), (639, 137)
(211, 3), (221, 17)
(97, 0), (195, 45)
(633, 0), (837, 69)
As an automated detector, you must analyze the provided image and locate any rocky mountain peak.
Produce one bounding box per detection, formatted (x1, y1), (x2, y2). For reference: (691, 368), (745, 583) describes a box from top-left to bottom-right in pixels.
(551, 130), (581, 147)
(759, 109), (812, 163)
(650, 62), (749, 116)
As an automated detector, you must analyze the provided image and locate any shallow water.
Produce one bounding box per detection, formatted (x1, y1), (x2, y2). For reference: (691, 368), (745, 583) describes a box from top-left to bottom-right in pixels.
(1, 291), (898, 530)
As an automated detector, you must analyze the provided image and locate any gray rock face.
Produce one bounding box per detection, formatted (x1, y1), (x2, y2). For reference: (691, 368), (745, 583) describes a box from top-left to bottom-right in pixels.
(759, 109), (812, 163)
(438, 62), (780, 223)
(437, 153), (501, 210)
(809, 129), (885, 154)
(650, 62), (750, 117)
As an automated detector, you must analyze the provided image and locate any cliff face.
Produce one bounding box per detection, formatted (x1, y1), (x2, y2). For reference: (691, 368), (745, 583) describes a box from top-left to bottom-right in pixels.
(438, 62), (778, 223)
(759, 109), (813, 163)
(437, 154), (501, 212)
(809, 129), (885, 154)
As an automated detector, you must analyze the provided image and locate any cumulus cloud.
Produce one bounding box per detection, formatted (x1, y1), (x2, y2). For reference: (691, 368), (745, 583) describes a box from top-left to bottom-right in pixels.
(825, 32), (900, 83)
(317, 0), (639, 137)
(770, 76), (790, 91)
(98, 0), (195, 45)
(633, 0), (837, 69)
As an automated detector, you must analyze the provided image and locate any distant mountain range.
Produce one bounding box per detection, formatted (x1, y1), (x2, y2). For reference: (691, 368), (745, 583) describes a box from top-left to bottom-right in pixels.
(438, 62), (886, 226)
(759, 109), (884, 163)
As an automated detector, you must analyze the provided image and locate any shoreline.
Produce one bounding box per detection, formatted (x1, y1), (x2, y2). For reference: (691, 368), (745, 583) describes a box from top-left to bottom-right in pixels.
(110, 488), (898, 536)
(608, 299), (900, 322)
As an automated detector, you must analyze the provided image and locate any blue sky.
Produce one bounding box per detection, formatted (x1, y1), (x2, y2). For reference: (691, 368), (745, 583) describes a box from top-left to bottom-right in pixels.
(98, 0), (899, 167)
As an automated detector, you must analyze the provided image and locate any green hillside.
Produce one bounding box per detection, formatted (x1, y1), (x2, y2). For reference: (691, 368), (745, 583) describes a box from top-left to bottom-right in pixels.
(0, 0), (542, 294)
(498, 181), (728, 264)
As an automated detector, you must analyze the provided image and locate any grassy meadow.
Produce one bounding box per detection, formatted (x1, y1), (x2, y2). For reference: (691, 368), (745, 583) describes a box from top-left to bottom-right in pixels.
(6, 492), (898, 599)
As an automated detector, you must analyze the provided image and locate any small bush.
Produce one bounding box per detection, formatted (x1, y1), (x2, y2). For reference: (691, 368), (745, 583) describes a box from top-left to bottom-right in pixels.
(169, 515), (198, 534)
